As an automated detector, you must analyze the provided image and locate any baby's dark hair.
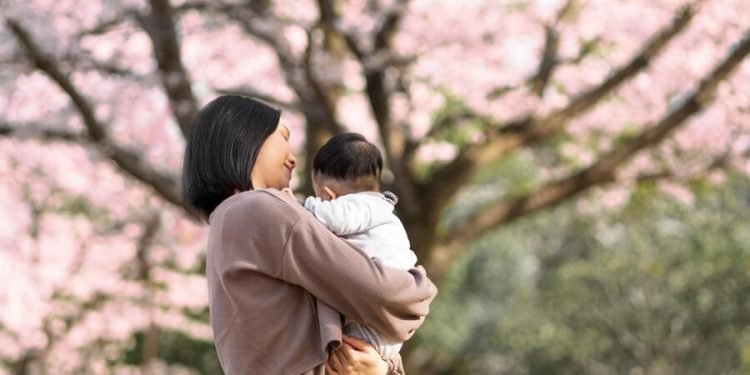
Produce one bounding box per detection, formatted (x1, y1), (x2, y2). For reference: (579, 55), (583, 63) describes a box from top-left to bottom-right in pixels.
(312, 133), (383, 192)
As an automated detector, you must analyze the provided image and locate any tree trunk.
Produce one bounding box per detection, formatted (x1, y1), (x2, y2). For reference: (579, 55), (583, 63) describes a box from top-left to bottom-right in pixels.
(301, 119), (335, 196)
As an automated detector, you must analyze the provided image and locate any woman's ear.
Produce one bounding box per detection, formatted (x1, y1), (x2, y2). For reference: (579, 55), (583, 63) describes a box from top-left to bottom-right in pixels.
(323, 186), (338, 200)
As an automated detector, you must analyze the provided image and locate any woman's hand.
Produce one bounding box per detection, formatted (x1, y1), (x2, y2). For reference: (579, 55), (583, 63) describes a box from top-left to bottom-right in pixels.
(326, 336), (389, 375)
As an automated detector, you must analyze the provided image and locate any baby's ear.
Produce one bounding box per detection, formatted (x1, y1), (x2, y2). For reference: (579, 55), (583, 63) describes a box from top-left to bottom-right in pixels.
(323, 186), (338, 200)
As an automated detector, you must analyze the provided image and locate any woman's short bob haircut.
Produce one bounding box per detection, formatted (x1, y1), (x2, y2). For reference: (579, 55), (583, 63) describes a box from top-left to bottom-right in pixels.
(183, 95), (280, 220)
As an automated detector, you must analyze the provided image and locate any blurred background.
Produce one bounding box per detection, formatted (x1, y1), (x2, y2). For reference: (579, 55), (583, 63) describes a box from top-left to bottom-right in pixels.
(1, 0), (750, 374)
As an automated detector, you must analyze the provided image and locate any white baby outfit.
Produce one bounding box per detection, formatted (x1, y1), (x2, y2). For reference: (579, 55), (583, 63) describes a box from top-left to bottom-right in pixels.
(304, 191), (418, 359)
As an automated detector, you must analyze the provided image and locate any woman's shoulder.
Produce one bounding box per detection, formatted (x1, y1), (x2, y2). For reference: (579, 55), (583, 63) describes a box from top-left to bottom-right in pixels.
(236, 188), (298, 204)
(211, 189), (304, 225)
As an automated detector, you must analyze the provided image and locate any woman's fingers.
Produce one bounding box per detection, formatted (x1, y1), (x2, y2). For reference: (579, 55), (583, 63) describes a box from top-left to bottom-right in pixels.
(327, 349), (343, 373)
(335, 345), (352, 368)
(327, 344), (355, 374)
(331, 338), (388, 374)
(325, 361), (340, 375)
(337, 342), (354, 362)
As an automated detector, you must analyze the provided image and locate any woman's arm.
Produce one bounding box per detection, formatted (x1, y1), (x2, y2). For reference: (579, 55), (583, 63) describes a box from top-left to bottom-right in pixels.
(282, 211), (437, 341)
(221, 191), (436, 342)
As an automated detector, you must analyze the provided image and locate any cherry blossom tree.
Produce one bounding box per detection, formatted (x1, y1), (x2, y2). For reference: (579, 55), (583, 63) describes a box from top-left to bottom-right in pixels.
(1, 0), (749, 373)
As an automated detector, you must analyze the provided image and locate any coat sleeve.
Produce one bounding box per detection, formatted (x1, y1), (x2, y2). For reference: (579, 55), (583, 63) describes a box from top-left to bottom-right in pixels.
(281, 212), (437, 342)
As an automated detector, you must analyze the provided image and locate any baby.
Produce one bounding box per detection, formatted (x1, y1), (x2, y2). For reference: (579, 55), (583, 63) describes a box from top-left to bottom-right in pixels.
(303, 133), (418, 360)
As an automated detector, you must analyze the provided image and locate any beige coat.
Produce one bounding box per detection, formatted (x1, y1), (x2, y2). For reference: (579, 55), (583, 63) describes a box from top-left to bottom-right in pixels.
(206, 189), (437, 374)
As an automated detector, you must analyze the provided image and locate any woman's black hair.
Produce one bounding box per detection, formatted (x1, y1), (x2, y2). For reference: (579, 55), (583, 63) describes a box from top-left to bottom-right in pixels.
(312, 133), (383, 191)
(182, 95), (280, 219)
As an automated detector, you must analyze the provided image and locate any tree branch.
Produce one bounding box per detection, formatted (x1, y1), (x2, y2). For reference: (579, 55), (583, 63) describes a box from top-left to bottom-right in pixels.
(633, 155), (726, 184)
(224, 3), (297, 69)
(63, 52), (149, 81)
(369, 1), (422, 216)
(428, 1), (702, 210)
(7, 19), (198, 220)
(222, 2), (343, 135)
(0, 122), (86, 142)
(529, 24), (560, 97)
(301, 29), (346, 135)
(136, 0), (198, 138)
(60, 13), (151, 83)
(316, 0), (365, 58)
(537, 1), (699, 126)
(528, 0), (577, 97)
(73, 11), (135, 38)
(373, 0), (409, 51)
(215, 87), (299, 113)
(316, 0), (421, 215)
(174, 0), (212, 13)
(430, 27), (750, 277)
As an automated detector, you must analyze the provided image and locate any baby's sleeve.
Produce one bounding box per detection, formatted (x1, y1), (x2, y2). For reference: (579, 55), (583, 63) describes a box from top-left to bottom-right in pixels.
(303, 196), (373, 235)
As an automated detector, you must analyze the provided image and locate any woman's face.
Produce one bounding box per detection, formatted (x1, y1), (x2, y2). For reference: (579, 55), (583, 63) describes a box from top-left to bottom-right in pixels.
(250, 123), (297, 190)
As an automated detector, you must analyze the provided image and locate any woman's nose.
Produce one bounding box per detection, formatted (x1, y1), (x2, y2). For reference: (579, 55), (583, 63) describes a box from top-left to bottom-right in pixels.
(288, 154), (297, 169)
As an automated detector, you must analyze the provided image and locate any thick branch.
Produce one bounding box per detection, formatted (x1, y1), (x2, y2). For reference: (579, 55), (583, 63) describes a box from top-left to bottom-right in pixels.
(354, 0), (411, 136)
(429, 1), (701, 209)
(373, 0), (409, 50)
(0, 122), (86, 142)
(137, 0), (198, 138)
(7, 19), (197, 219)
(316, 0), (363, 57)
(217, 3), (342, 134)
(542, 1), (702, 125)
(300, 31), (345, 135)
(432, 27), (750, 276)
(316, 0), (420, 215)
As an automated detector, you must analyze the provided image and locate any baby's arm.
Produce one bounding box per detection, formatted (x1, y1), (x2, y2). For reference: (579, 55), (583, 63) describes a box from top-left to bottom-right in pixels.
(304, 196), (374, 236)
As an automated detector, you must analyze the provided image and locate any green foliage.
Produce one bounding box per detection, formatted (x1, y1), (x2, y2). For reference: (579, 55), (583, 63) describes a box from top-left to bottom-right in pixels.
(20, 182), (110, 224)
(412, 89), (489, 181)
(415, 176), (750, 374)
(441, 151), (540, 229)
(429, 91), (486, 147)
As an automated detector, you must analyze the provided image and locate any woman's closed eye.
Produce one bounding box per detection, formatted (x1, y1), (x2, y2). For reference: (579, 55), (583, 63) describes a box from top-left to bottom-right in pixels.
(281, 125), (291, 141)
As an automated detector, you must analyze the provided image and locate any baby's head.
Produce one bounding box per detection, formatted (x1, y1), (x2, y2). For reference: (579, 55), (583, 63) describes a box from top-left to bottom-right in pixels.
(312, 133), (383, 200)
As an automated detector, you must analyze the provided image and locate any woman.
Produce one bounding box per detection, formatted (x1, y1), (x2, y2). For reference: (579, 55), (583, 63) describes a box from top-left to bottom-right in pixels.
(182, 95), (437, 374)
